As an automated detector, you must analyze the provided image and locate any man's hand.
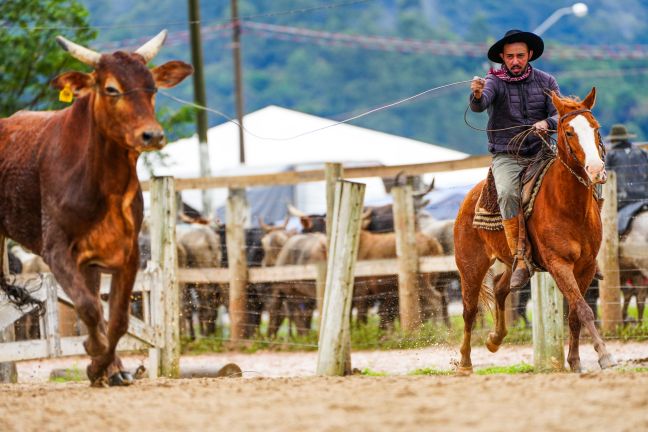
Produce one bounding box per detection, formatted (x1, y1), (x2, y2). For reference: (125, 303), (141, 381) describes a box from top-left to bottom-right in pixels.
(471, 76), (485, 100)
(533, 120), (549, 133)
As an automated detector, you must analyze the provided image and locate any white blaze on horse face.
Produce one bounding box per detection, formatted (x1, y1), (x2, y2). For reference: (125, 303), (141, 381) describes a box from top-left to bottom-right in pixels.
(569, 115), (606, 183)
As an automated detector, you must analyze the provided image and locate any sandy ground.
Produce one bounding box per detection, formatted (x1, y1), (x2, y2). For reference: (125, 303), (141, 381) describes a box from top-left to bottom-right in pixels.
(1, 372), (647, 432)
(13, 340), (648, 381)
(1, 341), (647, 431)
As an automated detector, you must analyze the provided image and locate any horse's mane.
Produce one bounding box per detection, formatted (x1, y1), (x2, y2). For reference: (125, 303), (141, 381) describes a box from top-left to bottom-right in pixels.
(556, 94), (584, 110)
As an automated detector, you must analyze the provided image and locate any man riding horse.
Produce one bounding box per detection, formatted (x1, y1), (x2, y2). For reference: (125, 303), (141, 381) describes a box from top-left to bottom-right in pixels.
(469, 29), (560, 290)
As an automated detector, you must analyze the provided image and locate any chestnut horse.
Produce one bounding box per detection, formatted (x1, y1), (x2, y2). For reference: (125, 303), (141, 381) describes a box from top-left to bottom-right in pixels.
(454, 88), (616, 373)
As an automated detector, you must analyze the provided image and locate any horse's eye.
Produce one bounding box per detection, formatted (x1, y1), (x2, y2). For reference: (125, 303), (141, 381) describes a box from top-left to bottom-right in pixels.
(565, 131), (574, 138)
(105, 86), (120, 96)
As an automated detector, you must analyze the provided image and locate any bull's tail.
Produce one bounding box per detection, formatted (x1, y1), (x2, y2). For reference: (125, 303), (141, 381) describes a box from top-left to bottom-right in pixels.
(0, 274), (44, 314)
(0, 239), (44, 314)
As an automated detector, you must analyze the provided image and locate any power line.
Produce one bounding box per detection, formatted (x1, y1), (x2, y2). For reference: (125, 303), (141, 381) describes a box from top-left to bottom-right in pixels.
(239, 21), (648, 61)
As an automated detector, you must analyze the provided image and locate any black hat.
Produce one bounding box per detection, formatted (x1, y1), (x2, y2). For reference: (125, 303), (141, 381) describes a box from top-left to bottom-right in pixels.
(605, 124), (637, 142)
(488, 29), (544, 64)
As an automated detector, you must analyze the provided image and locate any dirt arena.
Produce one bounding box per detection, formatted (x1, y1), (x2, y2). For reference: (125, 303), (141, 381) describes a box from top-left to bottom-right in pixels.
(1, 373), (647, 431)
(2, 341), (647, 431)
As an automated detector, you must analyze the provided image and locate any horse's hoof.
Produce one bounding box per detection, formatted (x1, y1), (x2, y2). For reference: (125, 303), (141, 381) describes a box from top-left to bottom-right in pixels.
(486, 333), (500, 353)
(598, 354), (617, 369)
(569, 362), (582, 373)
(455, 366), (473, 376)
(109, 371), (134, 386)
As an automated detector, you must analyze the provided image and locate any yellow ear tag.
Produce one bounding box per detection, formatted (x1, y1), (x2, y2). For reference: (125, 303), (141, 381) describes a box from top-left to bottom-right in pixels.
(59, 84), (74, 103)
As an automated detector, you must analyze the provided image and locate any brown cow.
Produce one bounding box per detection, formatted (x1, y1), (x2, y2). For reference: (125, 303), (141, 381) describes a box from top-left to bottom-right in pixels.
(356, 214), (446, 329)
(0, 31), (192, 386)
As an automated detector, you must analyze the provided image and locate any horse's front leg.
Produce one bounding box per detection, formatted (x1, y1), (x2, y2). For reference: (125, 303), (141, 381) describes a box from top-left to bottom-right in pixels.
(554, 264), (616, 370)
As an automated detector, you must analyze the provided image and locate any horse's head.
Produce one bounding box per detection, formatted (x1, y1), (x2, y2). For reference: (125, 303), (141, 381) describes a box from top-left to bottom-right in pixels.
(550, 88), (607, 184)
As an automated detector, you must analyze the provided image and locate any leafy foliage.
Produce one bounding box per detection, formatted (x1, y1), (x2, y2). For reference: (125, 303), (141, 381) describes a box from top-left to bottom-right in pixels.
(0, 0), (96, 116)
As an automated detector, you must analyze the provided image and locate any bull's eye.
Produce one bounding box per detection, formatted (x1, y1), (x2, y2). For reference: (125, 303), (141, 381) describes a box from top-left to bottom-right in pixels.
(104, 86), (120, 96)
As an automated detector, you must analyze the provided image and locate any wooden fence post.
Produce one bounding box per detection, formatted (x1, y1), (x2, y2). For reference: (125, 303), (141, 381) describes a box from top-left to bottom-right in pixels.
(392, 185), (421, 332)
(323, 163), (342, 329)
(317, 180), (365, 376)
(226, 187), (249, 341)
(531, 272), (565, 371)
(150, 176), (180, 378)
(0, 237), (17, 383)
(598, 172), (622, 333)
(325, 163), (343, 247)
(146, 262), (163, 380)
(43, 274), (62, 358)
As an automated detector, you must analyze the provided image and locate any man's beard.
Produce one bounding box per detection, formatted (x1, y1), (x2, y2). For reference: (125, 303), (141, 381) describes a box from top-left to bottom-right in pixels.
(507, 64), (527, 76)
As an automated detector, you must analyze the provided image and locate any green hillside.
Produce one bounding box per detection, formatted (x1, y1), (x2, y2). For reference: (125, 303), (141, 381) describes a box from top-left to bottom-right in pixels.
(34, 1), (648, 153)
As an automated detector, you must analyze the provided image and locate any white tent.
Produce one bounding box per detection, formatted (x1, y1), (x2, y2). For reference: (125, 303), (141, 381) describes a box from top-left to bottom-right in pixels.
(138, 105), (487, 216)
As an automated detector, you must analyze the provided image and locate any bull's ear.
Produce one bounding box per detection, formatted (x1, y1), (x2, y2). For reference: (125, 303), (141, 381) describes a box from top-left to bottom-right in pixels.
(152, 61), (193, 88)
(51, 71), (95, 96)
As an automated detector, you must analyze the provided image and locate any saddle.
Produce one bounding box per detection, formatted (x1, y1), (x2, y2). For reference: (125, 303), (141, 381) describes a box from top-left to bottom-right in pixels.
(473, 154), (555, 231)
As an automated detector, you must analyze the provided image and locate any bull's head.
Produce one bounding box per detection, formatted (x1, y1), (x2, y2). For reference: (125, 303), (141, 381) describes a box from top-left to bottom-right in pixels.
(51, 30), (193, 152)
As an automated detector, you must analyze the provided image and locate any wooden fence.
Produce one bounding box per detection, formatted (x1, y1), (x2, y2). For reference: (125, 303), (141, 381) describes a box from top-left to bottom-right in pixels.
(0, 153), (635, 378)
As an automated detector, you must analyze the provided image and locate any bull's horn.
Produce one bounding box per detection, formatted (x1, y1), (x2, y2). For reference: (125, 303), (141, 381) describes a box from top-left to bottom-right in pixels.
(134, 29), (168, 63)
(413, 177), (435, 199)
(258, 216), (273, 233)
(287, 203), (307, 218)
(56, 36), (101, 67)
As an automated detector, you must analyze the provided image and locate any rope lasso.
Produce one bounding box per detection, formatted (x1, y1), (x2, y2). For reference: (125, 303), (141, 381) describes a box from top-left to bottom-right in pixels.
(159, 79), (472, 142)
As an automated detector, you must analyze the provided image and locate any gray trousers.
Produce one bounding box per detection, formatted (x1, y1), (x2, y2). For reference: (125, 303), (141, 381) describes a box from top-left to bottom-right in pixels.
(492, 153), (534, 220)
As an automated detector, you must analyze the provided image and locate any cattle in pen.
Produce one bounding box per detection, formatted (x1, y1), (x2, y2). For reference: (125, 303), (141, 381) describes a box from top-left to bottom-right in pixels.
(0, 30), (192, 386)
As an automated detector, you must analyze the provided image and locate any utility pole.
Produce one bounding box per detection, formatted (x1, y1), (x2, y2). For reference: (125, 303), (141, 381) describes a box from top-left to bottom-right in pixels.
(188, 0), (213, 214)
(231, 0), (246, 163)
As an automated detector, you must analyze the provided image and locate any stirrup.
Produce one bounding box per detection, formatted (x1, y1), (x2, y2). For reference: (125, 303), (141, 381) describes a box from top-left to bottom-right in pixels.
(510, 256), (530, 291)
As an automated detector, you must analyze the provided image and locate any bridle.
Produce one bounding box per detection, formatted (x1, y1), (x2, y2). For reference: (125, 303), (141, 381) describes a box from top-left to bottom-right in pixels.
(551, 108), (605, 188)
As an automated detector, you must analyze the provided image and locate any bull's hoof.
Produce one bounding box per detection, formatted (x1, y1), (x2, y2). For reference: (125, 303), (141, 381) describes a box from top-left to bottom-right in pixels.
(486, 333), (501, 353)
(109, 371), (135, 386)
(89, 370), (109, 388)
(455, 366), (473, 376)
(598, 353), (617, 370)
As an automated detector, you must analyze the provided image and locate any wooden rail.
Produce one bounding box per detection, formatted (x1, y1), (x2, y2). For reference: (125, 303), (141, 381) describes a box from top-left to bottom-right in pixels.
(176, 255), (458, 284)
(140, 154), (492, 191)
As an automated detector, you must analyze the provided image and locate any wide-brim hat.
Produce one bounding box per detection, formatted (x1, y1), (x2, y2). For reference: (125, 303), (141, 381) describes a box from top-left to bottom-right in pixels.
(488, 29), (544, 64)
(605, 124), (637, 141)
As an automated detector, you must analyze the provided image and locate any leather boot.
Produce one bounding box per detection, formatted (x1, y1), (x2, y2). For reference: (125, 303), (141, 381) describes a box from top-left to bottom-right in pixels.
(502, 217), (530, 291)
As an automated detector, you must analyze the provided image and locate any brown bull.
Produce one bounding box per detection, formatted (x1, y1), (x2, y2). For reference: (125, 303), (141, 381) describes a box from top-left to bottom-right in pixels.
(0, 31), (192, 386)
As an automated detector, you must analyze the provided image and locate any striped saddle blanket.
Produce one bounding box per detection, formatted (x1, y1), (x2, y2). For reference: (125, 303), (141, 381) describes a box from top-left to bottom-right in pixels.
(473, 158), (555, 231)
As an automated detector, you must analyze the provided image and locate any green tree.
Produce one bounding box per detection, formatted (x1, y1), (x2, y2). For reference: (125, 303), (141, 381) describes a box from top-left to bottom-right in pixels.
(0, 0), (98, 117)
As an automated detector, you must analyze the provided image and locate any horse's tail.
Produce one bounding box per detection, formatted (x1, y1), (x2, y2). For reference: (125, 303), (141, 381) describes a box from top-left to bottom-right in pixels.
(478, 267), (496, 314)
